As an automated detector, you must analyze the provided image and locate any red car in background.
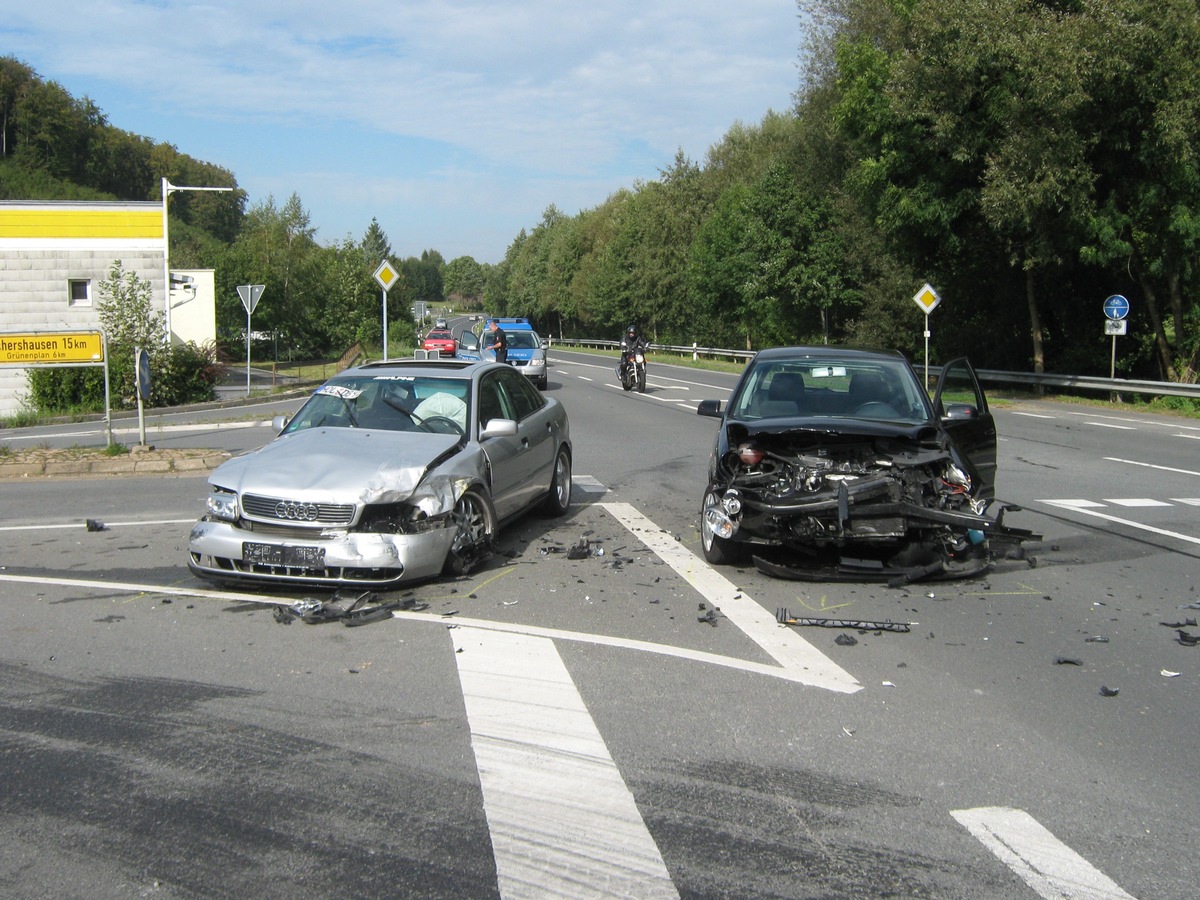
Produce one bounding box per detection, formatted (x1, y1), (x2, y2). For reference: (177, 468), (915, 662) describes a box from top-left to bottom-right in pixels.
(422, 329), (457, 356)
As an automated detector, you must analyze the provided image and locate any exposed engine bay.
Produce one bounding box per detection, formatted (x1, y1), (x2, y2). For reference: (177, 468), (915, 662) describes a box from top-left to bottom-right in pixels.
(703, 428), (1038, 584)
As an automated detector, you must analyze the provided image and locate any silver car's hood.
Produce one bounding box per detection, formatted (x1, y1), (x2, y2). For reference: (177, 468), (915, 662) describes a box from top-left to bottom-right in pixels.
(209, 427), (464, 504)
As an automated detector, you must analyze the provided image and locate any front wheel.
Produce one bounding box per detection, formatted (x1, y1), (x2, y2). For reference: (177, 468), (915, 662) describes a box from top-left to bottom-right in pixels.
(700, 490), (746, 565)
(443, 489), (496, 576)
(540, 447), (572, 516)
(636, 366), (646, 392)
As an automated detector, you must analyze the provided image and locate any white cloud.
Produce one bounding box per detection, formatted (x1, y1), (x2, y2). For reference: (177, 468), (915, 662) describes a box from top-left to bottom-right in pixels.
(3, 0), (803, 260)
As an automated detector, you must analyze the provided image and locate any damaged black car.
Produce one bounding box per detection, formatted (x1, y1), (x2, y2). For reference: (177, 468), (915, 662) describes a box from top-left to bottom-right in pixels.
(696, 347), (1036, 583)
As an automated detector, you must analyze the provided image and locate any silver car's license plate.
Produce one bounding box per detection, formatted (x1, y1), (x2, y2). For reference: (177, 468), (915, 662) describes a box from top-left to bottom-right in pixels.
(243, 542), (325, 568)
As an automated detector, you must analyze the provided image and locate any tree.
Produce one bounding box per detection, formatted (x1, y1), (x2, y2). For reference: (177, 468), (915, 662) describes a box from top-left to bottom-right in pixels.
(96, 259), (165, 349)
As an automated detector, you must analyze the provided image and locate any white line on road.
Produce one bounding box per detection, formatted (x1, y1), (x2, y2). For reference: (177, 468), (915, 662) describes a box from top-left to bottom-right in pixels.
(1036, 501), (1200, 546)
(0, 518), (194, 532)
(599, 501), (862, 694)
(1084, 422), (1136, 430)
(452, 628), (678, 900)
(1105, 457), (1200, 478)
(951, 806), (1137, 900)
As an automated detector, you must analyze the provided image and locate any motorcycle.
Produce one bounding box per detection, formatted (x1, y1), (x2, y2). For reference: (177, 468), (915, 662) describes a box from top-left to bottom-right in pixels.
(618, 347), (647, 393)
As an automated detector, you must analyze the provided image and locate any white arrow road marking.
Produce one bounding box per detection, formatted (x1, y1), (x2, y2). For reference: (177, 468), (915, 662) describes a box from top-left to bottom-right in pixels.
(952, 807), (1137, 900)
(452, 628), (678, 900)
(599, 502), (862, 694)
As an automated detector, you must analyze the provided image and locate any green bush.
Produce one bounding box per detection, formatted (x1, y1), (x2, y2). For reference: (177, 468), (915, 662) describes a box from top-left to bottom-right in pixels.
(25, 341), (220, 414)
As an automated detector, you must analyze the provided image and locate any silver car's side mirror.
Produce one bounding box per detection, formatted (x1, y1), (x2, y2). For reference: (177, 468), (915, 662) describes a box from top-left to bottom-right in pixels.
(480, 418), (519, 438)
(272, 414), (290, 432)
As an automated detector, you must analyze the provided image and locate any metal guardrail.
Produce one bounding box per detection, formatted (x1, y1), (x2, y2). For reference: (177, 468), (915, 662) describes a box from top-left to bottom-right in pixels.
(550, 338), (1200, 400)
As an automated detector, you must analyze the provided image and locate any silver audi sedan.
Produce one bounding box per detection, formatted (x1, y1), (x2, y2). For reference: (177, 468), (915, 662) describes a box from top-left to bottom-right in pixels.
(188, 358), (572, 588)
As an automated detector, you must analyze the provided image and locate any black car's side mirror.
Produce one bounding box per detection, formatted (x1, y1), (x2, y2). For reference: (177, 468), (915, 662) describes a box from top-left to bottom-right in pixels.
(943, 403), (978, 420)
(697, 399), (723, 418)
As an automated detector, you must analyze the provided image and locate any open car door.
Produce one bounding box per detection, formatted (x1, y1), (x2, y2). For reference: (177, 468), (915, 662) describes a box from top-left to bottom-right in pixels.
(932, 357), (997, 498)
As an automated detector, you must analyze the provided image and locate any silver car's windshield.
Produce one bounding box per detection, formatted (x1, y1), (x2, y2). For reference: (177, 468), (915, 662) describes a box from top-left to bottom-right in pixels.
(729, 357), (931, 422)
(284, 375), (470, 434)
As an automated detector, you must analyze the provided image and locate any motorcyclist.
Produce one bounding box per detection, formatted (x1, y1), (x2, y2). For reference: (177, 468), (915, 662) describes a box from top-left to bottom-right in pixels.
(618, 325), (647, 380)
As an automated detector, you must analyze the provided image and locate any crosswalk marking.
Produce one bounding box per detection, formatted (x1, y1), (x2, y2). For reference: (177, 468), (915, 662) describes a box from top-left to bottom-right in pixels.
(952, 807), (1137, 899)
(452, 628), (678, 900)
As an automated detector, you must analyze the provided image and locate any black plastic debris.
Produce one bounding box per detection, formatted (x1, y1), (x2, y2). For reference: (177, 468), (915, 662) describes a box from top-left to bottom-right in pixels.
(1161, 618), (1198, 629)
(272, 590), (427, 626)
(1099, 685), (1120, 697)
(85, 518), (106, 532)
(835, 633), (858, 647)
(698, 603), (720, 626)
(1054, 656), (1083, 666)
(567, 539), (595, 559)
(776, 608), (912, 634)
(1084, 635), (1109, 643)
(1176, 630), (1200, 647)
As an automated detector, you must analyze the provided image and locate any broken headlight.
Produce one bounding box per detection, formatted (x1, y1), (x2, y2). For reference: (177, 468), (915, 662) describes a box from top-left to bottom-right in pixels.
(206, 488), (239, 522)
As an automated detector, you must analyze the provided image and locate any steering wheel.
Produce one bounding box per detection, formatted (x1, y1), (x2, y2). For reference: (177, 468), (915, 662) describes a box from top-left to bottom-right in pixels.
(853, 401), (899, 418)
(419, 415), (464, 435)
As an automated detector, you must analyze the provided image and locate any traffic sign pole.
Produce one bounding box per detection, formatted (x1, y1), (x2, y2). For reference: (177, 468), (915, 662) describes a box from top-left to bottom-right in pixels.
(237, 285), (266, 397)
(1102, 295), (1129, 380)
(912, 284), (941, 388)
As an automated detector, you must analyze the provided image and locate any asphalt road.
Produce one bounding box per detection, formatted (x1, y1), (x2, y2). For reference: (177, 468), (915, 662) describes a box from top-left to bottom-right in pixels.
(1, 349), (1197, 898)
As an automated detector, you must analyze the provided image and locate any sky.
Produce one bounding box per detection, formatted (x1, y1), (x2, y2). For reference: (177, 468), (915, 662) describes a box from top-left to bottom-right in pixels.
(3, 1), (805, 264)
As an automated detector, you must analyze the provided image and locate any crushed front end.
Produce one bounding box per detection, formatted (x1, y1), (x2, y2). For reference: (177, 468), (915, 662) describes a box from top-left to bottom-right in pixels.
(702, 426), (1037, 583)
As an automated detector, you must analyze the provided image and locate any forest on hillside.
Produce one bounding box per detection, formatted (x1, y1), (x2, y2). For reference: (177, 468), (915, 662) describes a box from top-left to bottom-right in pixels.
(4, 0), (1199, 382)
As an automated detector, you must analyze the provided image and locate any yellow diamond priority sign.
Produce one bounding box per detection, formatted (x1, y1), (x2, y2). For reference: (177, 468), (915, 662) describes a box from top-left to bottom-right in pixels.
(913, 283), (941, 314)
(374, 259), (400, 291)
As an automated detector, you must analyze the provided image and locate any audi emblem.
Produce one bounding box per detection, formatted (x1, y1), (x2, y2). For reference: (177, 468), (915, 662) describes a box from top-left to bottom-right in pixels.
(274, 501), (320, 521)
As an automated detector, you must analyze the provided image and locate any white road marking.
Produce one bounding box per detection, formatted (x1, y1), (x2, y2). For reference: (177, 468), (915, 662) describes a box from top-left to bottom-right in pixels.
(452, 629), (678, 900)
(1173, 498), (1200, 506)
(1036, 501), (1200, 546)
(599, 501), (862, 694)
(1042, 499), (1106, 508)
(1103, 498), (1170, 507)
(2, 420), (271, 442)
(1012, 412), (1055, 419)
(0, 518), (194, 532)
(1084, 422), (1135, 430)
(951, 807), (1137, 900)
(1105, 457), (1200, 478)
(1176, 432), (1200, 440)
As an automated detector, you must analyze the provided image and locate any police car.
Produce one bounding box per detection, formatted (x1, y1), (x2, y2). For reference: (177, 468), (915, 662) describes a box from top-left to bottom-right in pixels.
(457, 318), (549, 389)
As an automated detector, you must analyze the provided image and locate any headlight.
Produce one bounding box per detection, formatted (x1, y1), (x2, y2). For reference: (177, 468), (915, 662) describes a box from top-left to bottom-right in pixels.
(206, 489), (239, 521)
(528, 356), (545, 367)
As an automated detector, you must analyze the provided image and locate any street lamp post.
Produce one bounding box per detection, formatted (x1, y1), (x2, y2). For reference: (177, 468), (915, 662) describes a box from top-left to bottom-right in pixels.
(162, 177), (233, 343)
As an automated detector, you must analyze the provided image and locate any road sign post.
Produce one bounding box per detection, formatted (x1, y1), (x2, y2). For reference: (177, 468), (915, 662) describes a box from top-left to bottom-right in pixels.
(237, 284), (266, 397)
(374, 260), (401, 360)
(912, 283), (941, 388)
(1103, 294), (1129, 380)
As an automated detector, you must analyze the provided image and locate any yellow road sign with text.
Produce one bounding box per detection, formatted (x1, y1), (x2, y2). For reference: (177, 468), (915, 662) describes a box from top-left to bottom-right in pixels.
(0, 331), (105, 365)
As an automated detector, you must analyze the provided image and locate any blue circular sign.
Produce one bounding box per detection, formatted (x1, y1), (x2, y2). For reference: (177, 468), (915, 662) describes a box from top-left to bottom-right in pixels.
(1103, 294), (1129, 320)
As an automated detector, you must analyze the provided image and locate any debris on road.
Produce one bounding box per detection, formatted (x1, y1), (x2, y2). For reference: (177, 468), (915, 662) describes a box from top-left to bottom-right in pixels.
(1161, 670), (1182, 678)
(1175, 630), (1199, 646)
(85, 518), (106, 531)
(698, 603), (720, 626)
(272, 591), (427, 626)
(776, 608), (912, 634)
(834, 633), (858, 647)
(1099, 685), (1120, 697)
(1054, 656), (1083, 666)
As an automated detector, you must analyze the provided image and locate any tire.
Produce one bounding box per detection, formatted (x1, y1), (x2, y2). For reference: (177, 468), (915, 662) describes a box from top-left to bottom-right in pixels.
(700, 490), (745, 565)
(636, 367), (646, 392)
(540, 447), (572, 516)
(443, 489), (496, 576)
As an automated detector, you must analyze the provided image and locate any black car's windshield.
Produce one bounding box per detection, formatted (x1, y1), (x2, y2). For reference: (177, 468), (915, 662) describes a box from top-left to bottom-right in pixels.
(729, 357), (931, 422)
(285, 375), (470, 434)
